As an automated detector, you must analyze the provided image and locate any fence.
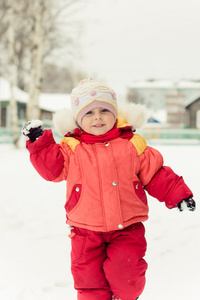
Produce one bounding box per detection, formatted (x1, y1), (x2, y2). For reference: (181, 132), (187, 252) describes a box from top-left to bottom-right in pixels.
(137, 128), (200, 145)
(1, 128), (200, 145)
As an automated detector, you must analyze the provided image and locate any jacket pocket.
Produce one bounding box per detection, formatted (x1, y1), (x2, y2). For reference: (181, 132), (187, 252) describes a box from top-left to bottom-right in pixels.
(65, 184), (82, 213)
(133, 181), (147, 205)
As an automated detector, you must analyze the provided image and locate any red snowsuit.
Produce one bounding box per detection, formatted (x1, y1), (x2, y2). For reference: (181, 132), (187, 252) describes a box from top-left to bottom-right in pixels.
(26, 120), (192, 300)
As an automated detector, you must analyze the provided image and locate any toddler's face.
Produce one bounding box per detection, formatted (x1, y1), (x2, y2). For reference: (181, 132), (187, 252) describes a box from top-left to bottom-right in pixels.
(81, 107), (115, 135)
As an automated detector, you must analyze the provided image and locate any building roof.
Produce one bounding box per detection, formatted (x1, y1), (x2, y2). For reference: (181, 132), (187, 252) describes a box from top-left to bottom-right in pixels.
(128, 79), (200, 89)
(0, 77), (28, 103)
(0, 77), (71, 112)
(185, 94), (200, 108)
(39, 93), (71, 112)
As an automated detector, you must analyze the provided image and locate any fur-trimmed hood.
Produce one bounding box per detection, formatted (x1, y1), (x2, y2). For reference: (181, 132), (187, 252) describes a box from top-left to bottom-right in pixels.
(53, 103), (148, 136)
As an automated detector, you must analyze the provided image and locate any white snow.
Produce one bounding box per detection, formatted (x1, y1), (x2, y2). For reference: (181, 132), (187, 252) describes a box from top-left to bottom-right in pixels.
(21, 120), (44, 135)
(0, 142), (199, 300)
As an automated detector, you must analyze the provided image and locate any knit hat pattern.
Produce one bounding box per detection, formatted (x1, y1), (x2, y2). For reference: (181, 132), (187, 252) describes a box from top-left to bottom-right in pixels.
(71, 79), (118, 126)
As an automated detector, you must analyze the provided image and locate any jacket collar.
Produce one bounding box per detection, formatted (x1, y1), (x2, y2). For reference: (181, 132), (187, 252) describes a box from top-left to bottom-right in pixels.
(64, 121), (134, 144)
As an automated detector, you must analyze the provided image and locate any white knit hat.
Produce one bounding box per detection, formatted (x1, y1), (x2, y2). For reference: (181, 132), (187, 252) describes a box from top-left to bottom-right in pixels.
(71, 78), (118, 127)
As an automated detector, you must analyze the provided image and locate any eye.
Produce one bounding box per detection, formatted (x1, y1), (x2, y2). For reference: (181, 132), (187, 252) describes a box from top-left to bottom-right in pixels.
(86, 111), (92, 115)
(101, 109), (109, 113)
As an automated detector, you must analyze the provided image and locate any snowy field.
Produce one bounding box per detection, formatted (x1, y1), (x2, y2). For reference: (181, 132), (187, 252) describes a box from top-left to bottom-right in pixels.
(0, 141), (199, 300)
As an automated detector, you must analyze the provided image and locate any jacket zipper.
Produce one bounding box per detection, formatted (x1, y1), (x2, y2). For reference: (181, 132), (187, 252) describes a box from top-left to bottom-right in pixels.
(92, 144), (108, 231)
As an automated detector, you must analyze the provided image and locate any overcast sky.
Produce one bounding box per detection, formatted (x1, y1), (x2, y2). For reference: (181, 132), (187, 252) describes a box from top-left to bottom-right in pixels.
(69, 0), (200, 96)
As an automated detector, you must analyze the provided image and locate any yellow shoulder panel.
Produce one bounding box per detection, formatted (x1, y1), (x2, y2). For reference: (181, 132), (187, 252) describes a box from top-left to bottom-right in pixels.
(60, 137), (80, 152)
(130, 134), (147, 156)
(117, 117), (129, 128)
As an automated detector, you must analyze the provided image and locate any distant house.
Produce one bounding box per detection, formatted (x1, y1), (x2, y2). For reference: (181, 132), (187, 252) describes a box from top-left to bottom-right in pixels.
(0, 77), (70, 132)
(185, 95), (200, 129)
(127, 79), (200, 128)
(0, 77), (28, 129)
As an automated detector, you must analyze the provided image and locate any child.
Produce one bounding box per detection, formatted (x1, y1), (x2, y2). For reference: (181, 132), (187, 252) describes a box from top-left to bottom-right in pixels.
(22, 79), (195, 300)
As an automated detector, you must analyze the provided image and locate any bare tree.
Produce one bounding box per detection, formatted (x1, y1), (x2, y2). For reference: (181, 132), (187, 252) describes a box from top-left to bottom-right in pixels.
(7, 0), (19, 147)
(26, 0), (47, 120)
(0, 0), (87, 139)
(26, 0), (86, 120)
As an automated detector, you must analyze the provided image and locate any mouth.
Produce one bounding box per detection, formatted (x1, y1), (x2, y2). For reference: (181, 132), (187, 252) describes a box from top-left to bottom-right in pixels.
(93, 124), (105, 128)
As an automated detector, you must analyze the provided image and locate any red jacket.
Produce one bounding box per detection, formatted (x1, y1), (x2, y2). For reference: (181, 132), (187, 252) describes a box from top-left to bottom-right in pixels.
(26, 127), (192, 232)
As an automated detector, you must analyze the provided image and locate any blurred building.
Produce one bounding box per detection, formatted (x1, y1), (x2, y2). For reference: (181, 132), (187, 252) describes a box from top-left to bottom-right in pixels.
(127, 79), (200, 128)
(0, 77), (70, 133)
(185, 95), (200, 129)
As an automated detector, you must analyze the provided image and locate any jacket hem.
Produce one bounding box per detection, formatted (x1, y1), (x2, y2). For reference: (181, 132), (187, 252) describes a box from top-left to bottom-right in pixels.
(66, 216), (148, 232)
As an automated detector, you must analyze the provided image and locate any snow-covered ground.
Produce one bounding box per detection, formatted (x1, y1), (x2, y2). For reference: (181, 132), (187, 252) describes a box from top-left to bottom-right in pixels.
(0, 141), (199, 300)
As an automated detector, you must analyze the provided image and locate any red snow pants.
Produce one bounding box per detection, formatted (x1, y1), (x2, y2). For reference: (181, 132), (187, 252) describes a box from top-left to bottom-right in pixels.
(70, 222), (147, 300)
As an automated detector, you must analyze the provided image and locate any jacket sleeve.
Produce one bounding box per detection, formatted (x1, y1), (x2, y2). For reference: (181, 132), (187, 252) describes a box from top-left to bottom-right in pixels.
(144, 166), (193, 208)
(26, 129), (65, 181)
(138, 146), (164, 186)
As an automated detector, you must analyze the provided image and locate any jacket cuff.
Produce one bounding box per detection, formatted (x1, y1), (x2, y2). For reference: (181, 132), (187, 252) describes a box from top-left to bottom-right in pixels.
(26, 129), (55, 153)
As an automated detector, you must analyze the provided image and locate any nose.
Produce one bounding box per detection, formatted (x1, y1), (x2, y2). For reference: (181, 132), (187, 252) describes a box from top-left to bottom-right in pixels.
(94, 112), (103, 120)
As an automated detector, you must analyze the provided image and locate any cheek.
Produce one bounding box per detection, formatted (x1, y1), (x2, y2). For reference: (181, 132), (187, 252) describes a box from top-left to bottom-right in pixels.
(81, 118), (90, 131)
(107, 116), (116, 128)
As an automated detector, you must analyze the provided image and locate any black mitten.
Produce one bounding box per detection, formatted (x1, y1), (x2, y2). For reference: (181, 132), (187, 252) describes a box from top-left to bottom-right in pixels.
(177, 197), (196, 212)
(22, 120), (44, 142)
